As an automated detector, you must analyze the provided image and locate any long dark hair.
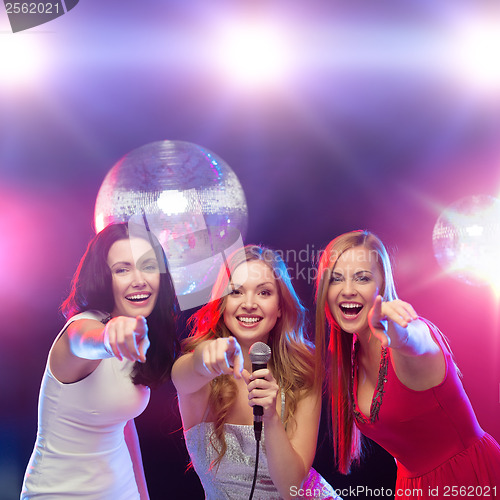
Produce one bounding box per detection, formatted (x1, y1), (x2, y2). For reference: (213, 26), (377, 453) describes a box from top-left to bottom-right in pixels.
(61, 222), (179, 388)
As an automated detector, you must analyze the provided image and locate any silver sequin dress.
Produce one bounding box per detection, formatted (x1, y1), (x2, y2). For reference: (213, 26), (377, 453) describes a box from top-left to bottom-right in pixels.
(184, 421), (340, 499)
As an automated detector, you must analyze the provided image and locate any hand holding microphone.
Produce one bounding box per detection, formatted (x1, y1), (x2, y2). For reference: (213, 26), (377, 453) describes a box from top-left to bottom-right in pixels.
(245, 341), (275, 441)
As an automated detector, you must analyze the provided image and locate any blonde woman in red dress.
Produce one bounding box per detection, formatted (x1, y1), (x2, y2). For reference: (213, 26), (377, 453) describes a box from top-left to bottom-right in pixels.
(315, 230), (500, 499)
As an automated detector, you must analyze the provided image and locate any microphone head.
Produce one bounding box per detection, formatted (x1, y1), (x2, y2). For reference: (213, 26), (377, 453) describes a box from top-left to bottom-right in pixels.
(249, 342), (271, 365)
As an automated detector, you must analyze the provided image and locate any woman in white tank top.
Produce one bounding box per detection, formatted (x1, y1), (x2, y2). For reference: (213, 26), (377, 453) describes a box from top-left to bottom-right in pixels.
(21, 222), (178, 500)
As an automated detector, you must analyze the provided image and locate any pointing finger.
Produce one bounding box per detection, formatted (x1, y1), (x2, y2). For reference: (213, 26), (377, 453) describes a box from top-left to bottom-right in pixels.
(134, 316), (148, 339)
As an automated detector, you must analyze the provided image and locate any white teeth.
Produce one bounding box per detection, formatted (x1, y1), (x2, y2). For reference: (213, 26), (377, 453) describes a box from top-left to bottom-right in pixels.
(127, 294), (150, 300)
(342, 303), (361, 308)
(238, 317), (261, 324)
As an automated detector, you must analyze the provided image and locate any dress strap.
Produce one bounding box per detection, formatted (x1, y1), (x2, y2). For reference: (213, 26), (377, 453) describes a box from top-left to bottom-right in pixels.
(201, 395), (212, 423)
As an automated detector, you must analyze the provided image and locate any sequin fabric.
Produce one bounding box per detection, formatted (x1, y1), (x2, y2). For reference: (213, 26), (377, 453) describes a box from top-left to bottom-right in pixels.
(184, 422), (340, 499)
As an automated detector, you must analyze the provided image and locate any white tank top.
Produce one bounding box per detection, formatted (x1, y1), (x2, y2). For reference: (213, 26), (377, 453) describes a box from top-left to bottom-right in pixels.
(21, 310), (150, 499)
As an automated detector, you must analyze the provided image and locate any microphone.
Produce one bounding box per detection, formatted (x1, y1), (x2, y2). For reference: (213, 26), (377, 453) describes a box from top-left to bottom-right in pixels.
(248, 341), (272, 441)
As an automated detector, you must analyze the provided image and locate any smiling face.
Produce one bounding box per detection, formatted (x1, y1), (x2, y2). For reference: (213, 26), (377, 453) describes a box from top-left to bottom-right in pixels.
(107, 237), (160, 319)
(223, 259), (281, 348)
(327, 245), (383, 336)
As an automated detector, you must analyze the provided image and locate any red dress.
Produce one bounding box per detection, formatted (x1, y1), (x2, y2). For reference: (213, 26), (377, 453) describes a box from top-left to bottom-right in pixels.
(353, 320), (500, 500)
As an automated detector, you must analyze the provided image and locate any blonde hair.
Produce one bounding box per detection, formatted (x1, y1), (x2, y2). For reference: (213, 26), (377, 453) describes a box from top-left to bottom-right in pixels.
(314, 230), (397, 474)
(183, 245), (315, 468)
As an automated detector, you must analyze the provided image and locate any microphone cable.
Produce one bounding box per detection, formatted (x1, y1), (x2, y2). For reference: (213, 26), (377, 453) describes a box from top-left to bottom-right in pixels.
(248, 341), (271, 500)
(248, 436), (260, 500)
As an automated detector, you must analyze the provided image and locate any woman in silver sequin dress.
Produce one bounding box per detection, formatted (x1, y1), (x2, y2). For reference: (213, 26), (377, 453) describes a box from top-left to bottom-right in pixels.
(172, 245), (339, 499)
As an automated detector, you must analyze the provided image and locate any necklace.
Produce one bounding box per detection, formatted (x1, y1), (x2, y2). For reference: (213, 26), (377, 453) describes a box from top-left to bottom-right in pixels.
(351, 338), (389, 424)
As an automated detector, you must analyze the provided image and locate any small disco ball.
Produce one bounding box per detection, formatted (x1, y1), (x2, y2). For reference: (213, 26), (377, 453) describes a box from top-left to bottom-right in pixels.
(94, 140), (248, 309)
(432, 194), (500, 287)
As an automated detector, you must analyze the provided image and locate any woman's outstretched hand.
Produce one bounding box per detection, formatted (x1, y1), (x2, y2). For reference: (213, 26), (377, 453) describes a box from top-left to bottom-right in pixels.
(196, 336), (244, 379)
(368, 296), (418, 348)
(104, 315), (150, 362)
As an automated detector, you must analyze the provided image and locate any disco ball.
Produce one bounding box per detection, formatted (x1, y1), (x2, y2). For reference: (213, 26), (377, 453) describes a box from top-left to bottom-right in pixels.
(432, 194), (500, 287)
(94, 140), (248, 309)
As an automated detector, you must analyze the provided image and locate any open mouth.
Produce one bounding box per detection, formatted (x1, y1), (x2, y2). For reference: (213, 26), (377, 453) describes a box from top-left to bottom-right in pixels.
(237, 315), (263, 325)
(126, 293), (151, 303)
(340, 303), (363, 317)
